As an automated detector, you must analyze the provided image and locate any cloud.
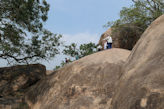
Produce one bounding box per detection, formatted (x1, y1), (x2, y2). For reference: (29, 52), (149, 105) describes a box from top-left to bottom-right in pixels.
(62, 32), (100, 45)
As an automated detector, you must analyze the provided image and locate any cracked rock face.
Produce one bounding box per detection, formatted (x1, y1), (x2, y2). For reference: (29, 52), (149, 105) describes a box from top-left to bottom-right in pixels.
(26, 48), (130, 109)
(110, 15), (164, 109)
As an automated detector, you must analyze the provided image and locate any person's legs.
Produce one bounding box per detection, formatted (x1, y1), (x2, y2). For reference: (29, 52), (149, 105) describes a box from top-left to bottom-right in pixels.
(107, 43), (111, 49)
(107, 43), (112, 49)
(109, 43), (112, 49)
(106, 43), (109, 49)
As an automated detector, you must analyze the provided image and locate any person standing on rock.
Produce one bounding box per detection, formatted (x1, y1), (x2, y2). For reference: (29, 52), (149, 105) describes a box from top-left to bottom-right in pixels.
(103, 35), (112, 49)
(65, 58), (69, 63)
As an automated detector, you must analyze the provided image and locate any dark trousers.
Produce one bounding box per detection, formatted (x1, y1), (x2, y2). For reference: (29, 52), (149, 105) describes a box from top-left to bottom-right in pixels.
(107, 43), (112, 49)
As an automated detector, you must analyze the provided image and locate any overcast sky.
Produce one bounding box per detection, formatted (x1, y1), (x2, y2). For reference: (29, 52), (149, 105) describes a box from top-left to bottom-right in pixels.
(0, 0), (132, 70)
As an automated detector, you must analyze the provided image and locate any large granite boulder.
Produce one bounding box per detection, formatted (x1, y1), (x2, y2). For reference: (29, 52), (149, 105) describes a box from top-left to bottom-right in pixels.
(26, 48), (130, 109)
(0, 64), (46, 109)
(110, 15), (164, 109)
(0, 64), (46, 97)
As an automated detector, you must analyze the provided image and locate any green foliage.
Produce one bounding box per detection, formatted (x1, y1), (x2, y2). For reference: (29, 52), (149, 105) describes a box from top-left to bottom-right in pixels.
(0, 0), (61, 64)
(79, 43), (97, 57)
(63, 42), (97, 58)
(63, 43), (79, 57)
(106, 0), (164, 50)
(132, 0), (164, 19)
(54, 65), (61, 71)
(119, 0), (164, 29)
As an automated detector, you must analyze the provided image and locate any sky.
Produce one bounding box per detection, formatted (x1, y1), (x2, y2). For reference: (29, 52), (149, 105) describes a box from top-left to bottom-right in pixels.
(0, 0), (132, 70)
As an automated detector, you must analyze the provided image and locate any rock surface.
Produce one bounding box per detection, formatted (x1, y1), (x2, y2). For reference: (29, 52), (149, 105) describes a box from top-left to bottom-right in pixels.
(0, 64), (46, 108)
(26, 48), (130, 109)
(110, 15), (164, 109)
(0, 64), (46, 97)
(46, 70), (54, 75)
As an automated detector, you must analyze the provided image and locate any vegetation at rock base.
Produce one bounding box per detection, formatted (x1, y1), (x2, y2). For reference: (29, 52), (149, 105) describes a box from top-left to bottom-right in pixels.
(0, 0), (61, 64)
(105, 0), (164, 50)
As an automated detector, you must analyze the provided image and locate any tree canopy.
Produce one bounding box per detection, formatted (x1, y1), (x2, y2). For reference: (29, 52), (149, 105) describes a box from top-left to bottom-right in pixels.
(0, 0), (61, 64)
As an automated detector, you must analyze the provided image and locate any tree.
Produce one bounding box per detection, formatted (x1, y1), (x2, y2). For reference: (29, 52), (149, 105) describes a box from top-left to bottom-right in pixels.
(119, 0), (164, 28)
(0, 0), (61, 64)
(132, 0), (164, 20)
(63, 42), (97, 59)
(79, 43), (97, 57)
(62, 43), (79, 57)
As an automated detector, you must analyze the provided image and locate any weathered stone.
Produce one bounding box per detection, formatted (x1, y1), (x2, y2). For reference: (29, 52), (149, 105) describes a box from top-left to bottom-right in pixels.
(26, 48), (130, 109)
(0, 64), (46, 108)
(110, 15), (164, 109)
(46, 70), (54, 75)
(0, 64), (46, 97)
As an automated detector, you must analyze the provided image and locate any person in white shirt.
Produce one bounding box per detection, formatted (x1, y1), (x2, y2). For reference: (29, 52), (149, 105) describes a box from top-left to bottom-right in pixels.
(103, 35), (112, 49)
(104, 41), (107, 50)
